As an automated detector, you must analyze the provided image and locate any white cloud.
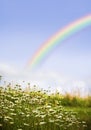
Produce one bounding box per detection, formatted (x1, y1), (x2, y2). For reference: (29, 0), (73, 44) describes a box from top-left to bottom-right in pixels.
(0, 62), (91, 96)
(0, 63), (18, 76)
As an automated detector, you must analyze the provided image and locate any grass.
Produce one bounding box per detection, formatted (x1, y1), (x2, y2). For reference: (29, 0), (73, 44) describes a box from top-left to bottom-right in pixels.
(64, 107), (91, 130)
(0, 84), (91, 130)
(60, 93), (91, 107)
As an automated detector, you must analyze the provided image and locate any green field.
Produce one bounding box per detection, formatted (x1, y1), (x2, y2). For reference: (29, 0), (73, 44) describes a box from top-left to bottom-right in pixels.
(0, 85), (91, 130)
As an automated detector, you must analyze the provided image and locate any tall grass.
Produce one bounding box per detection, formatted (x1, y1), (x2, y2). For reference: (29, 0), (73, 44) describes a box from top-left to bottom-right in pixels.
(0, 84), (90, 130)
(60, 93), (91, 107)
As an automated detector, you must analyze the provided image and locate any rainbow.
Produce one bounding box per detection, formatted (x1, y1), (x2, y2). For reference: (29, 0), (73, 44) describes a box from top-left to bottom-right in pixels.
(27, 15), (91, 70)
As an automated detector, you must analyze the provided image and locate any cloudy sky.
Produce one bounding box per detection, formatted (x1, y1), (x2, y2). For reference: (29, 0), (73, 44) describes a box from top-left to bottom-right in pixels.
(0, 0), (91, 95)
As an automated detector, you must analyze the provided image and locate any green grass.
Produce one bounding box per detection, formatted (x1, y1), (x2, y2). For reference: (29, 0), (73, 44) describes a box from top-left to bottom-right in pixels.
(0, 85), (91, 130)
(60, 93), (91, 107)
(64, 107), (91, 130)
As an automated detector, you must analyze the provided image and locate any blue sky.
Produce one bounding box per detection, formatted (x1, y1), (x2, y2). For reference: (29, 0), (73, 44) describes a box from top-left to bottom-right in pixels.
(0, 0), (91, 95)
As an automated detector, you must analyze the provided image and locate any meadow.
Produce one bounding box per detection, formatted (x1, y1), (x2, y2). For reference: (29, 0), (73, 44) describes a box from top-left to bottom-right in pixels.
(0, 84), (91, 130)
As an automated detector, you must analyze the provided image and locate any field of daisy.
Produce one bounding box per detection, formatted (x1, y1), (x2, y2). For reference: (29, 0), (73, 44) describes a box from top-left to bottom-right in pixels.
(0, 84), (91, 130)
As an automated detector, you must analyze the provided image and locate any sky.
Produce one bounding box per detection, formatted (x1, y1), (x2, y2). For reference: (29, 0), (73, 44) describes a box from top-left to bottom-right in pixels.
(0, 0), (91, 96)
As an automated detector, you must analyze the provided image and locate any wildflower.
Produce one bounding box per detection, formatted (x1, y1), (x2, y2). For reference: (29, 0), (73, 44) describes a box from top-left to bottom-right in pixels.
(0, 124), (3, 127)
